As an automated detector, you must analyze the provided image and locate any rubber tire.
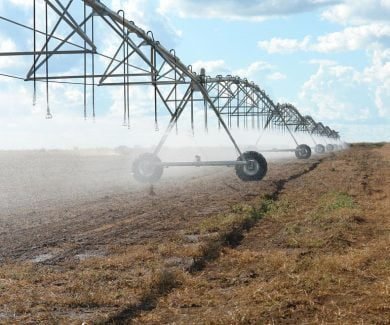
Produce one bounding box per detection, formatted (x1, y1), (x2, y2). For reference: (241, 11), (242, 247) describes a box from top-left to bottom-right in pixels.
(132, 153), (163, 183)
(235, 151), (267, 182)
(326, 144), (334, 152)
(295, 144), (312, 159)
(315, 144), (325, 154)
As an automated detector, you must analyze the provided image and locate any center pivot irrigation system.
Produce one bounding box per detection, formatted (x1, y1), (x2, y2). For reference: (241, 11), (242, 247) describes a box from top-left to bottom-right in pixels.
(0, 0), (344, 183)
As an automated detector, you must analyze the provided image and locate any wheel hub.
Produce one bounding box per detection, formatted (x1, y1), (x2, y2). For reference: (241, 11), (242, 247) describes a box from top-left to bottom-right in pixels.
(243, 159), (260, 176)
(139, 161), (156, 177)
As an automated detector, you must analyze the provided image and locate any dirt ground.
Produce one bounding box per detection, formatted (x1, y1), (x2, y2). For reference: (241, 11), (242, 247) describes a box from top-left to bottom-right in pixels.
(0, 148), (303, 263)
(0, 144), (389, 324)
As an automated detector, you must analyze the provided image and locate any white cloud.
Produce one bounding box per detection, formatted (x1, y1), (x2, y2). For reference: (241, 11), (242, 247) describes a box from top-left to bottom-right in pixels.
(361, 46), (390, 84)
(258, 36), (311, 53)
(308, 59), (337, 66)
(0, 34), (18, 69)
(110, 0), (153, 31)
(361, 46), (390, 117)
(299, 48), (390, 123)
(322, 0), (390, 25)
(9, 0), (33, 9)
(191, 59), (228, 76)
(258, 24), (390, 53)
(110, 0), (182, 44)
(299, 62), (364, 121)
(375, 84), (390, 117)
(267, 72), (287, 80)
(108, 86), (156, 119)
(234, 61), (274, 77)
(0, 81), (32, 117)
(313, 23), (390, 52)
(0, 76), (92, 119)
(231, 61), (287, 86)
(158, 0), (338, 21)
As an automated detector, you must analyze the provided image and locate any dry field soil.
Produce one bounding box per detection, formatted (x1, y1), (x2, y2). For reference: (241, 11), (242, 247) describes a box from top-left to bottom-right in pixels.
(0, 143), (389, 324)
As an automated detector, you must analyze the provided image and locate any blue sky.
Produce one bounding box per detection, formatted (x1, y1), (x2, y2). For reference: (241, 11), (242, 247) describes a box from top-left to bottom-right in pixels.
(0, 0), (389, 148)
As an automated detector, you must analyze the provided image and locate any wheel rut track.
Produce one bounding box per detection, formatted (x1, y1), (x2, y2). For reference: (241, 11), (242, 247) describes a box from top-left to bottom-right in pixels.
(104, 157), (325, 324)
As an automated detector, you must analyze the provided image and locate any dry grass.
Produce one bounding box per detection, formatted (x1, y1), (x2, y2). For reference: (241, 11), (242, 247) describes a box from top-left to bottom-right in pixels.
(133, 144), (390, 324)
(0, 186), (272, 323)
(0, 200), (266, 323)
(0, 245), (164, 323)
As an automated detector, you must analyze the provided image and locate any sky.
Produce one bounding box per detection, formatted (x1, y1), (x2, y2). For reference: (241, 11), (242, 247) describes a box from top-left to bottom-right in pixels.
(0, 0), (389, 149)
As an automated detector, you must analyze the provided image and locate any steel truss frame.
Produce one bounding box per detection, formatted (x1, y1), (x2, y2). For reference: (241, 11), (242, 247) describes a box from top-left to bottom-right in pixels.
(201, 76), (340, 152)
(0, 0), (342, 182)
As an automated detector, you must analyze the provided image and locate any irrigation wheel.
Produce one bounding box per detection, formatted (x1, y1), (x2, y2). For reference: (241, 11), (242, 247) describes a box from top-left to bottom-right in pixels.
(295, 144), (312, 159)
(326, 144), (334, 152)
(315, 144), (325, 154)
(235, 151), (267, 181)
(132, 153), (163, 183)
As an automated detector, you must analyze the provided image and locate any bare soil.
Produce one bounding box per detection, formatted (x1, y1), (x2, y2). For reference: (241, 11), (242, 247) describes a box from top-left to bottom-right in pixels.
(0, 149), (305, 263)
(0, 144), (388, 324)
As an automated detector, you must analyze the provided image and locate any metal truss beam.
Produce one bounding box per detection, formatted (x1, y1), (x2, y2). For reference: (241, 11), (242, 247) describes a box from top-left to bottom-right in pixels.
(0, 0), (341, 155)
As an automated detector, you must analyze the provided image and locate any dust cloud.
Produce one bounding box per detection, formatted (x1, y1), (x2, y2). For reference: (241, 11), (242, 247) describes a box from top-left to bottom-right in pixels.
(0, 116), (335, 221)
